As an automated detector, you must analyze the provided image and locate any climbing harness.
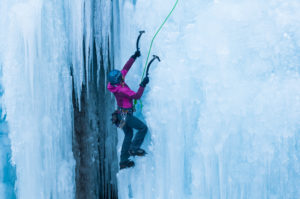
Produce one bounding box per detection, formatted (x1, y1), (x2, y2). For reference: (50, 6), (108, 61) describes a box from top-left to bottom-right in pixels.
(111, 108), (134, 129)
(119, 108), (133, 129)
(111, 110), (120, 127)
(134, 0), (178, 110)
(119, 111), (127, 129)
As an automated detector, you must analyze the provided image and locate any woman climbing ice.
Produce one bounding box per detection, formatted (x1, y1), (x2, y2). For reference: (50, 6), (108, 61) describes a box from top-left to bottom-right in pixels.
(107, 49), (149, 170)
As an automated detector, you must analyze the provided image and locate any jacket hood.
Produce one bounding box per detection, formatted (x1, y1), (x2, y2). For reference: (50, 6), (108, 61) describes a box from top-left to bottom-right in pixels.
(107, 82), (121, 93)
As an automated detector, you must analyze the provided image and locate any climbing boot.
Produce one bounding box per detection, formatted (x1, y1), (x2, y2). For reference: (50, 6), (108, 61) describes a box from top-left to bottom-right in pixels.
(119, 160), (135, 170)
(129, 148), (147, 157)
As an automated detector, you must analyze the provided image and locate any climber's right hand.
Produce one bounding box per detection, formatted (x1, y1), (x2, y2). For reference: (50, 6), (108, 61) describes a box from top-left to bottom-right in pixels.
(140, 77), (149, 87)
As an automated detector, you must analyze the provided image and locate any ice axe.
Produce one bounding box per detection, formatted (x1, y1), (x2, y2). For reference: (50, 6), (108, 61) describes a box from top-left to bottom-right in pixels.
(145, 55), (160, 77)
(134, 55), (160, 110)
(136, 30), (145, 51)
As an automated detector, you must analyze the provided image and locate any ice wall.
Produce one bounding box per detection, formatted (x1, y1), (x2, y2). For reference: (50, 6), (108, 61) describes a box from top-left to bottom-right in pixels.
(0, 0), (117, 198)
(117, 0), (300, 198)
(0, 0), (83, 198)
(0, 70), (16, 199)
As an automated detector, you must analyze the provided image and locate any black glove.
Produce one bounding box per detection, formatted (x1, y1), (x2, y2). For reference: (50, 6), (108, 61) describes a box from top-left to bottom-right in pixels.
(131, 50), (141, 59)
(140, 76), (149, 87)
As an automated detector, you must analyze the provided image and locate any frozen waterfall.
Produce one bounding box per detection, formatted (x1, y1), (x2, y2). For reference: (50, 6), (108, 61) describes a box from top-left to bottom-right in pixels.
(116, 0), (300, 199)
(0, 0), (299, 199)
(0, 1), (77, 198)
(0, 0), (117, 198)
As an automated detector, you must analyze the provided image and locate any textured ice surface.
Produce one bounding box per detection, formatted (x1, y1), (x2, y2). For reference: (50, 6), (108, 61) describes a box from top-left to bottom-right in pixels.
(0, 74), (16, 199)
(0, 1), (78, 198)
(0, 0), (114, 198)
(117, 0), (300, 198)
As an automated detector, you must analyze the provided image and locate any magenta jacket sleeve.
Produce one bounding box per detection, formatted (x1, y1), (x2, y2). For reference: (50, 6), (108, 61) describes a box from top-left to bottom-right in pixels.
(121, 86), (145, 100)
(121, 57), (135, 78)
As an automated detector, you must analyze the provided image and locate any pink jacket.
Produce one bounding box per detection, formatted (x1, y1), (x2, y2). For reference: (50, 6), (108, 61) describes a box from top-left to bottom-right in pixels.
(107, 57), (145, 108)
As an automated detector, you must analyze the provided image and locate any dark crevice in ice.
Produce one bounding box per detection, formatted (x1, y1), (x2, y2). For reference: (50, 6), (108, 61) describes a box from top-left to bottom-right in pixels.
(72, 39), (118, 199)
(71, 8), (119, 199)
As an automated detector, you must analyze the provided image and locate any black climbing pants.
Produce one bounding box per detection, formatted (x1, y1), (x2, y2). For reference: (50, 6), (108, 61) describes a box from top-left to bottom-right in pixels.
(120, 113), (148, 163)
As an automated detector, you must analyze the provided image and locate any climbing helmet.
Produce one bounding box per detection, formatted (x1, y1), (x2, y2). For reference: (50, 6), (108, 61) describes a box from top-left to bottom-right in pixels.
(108, 70), (122, 85)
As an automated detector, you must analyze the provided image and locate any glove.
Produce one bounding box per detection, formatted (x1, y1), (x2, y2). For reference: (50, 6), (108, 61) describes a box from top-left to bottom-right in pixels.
(131, 50), (141, 59)
(140, 76), (149, 87)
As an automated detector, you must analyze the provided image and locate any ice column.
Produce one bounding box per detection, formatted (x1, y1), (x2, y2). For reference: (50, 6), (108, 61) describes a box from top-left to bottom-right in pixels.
(0, 1), (77, 198)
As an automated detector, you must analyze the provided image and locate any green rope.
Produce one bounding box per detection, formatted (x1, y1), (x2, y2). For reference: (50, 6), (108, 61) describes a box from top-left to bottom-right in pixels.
(134, 0), (179, 110)
(142, 0), (179, 79)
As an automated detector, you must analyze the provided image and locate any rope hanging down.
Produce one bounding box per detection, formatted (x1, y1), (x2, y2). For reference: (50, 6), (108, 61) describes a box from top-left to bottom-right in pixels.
(141, 0), (179, 79)
(135, 0), (179, 110)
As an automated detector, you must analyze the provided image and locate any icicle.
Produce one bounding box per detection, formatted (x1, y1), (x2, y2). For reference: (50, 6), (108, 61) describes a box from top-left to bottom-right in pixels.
(67, 0), (84, 110)
(0, 0), (76, 198)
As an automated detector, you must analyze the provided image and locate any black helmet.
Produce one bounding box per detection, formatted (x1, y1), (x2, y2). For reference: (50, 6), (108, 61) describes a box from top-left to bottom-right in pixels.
(108, 70), (122, 85)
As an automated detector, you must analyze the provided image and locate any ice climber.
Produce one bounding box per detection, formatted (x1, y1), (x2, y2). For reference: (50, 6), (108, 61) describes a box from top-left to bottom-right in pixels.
(107, 50), (149, 170)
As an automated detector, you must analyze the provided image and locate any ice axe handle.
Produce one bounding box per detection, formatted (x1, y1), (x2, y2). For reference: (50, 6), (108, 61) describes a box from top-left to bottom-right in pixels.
(146, 55), (160, 77)
(136, 30), (145, 51)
